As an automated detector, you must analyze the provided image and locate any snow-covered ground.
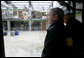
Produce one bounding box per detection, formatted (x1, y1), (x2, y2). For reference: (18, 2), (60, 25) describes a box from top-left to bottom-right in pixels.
(4, 31), (47, 57)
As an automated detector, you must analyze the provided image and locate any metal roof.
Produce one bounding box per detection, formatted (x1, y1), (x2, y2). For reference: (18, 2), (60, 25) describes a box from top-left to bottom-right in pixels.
(2, 1), (63, 12)
(10, 1), (61, 12)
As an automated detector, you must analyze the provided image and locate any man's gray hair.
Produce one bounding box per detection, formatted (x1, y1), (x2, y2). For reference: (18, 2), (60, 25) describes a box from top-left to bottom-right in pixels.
(50, 7), (64, 19)
(50, 7), (64, 23)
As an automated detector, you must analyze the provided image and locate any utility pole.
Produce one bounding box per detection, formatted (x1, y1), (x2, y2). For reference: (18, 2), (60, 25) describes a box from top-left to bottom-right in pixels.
(29, 1), (32, 31)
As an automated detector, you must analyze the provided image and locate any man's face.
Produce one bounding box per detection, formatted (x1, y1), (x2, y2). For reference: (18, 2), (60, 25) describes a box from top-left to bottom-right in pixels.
(46, 10), (56, 24)
(63, 14), (70, 23)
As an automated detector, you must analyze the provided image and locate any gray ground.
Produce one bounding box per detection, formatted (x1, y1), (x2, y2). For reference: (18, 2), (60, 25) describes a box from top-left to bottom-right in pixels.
(4, 31), (47, 57)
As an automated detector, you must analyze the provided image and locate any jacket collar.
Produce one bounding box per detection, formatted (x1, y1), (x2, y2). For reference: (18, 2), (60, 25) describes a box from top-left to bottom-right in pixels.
(47, 21), (57, 31)
(47, 19), (64, 31)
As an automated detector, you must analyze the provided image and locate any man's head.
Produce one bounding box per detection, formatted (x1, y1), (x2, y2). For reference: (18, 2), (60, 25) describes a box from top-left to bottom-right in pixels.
(46, 8), (64, 24)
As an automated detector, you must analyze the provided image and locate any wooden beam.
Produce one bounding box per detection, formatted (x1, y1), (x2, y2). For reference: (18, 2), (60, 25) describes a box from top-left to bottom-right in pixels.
(82, 4), (84, 23)
(57, 1), (74, 10)
(73, 1), (76, 18)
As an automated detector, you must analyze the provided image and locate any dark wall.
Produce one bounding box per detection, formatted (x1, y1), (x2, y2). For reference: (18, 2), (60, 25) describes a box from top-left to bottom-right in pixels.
(0, 10), (5, 57)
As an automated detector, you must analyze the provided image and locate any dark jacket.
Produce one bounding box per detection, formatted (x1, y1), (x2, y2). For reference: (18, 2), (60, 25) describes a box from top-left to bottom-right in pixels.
(65, 17), (84, 58)
(41, 20), (66, 57)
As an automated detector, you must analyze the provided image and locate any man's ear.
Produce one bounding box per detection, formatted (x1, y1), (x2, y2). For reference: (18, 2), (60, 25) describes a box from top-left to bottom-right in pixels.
(54, 14), (58, 20)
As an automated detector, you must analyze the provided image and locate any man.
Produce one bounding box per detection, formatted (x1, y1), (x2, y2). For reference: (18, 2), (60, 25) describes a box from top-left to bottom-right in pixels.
(41, 8), (66, 57)
(64, 13), (83, 57)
